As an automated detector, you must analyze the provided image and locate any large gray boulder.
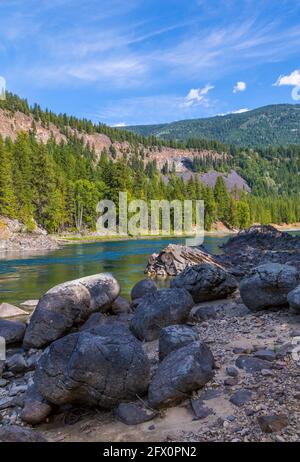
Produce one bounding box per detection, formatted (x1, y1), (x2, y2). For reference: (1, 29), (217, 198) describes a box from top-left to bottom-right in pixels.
(34, 324), (150, 409)
(159, 325), (199, 361)
(240, 263), (300, 312)
(131, 279), (157, 301)
(148, 341), (215, 409)
(130, 288), (194, 342)
(0, 319), (26, 345)
(23, 273), (120, 349)
(170, 263), (237, 303)
(287, 285), (300, 313)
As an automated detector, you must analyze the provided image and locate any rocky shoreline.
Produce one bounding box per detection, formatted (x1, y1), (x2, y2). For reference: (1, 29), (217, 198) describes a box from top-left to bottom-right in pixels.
(0, 217), (59, 252)
(0, 225), (300, 442)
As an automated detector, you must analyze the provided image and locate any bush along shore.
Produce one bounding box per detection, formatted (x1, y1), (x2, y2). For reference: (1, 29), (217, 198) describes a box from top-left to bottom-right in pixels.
(1, 226), (300, 443)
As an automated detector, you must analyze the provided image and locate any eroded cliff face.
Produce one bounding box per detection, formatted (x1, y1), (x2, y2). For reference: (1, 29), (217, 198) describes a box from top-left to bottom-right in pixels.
(0, 108), (224, 166)
(0, 108), (249, 192)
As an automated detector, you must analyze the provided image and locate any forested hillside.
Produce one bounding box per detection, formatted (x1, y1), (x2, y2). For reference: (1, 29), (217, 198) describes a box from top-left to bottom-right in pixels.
(1, 93), (300, 234)
(126, 104), (300, 148)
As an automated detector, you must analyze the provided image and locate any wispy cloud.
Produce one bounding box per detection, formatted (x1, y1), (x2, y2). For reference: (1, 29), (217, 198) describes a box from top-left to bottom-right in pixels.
(183, 85), (214, 107)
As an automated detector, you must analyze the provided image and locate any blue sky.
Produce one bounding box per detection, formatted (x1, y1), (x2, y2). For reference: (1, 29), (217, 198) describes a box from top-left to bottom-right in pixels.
(1, 0), (300, 126)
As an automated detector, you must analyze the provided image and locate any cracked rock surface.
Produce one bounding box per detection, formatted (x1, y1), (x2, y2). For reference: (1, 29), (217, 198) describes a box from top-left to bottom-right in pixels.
(34, 324), (150, 409)
(170, 263), (238, 303)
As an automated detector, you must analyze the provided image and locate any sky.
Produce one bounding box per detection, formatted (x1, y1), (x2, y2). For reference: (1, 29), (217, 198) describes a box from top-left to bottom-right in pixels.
(1, 0), (300, 126)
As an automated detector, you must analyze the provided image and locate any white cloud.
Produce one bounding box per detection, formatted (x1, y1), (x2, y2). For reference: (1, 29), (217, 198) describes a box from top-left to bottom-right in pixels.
(232, 107), (249, 113)
(274, 70), (300, 86)
(112, 122), (126, 127)
(233, 81), (246, 93)
(218, 107), (249, 116)
(184, 84), (214, 107)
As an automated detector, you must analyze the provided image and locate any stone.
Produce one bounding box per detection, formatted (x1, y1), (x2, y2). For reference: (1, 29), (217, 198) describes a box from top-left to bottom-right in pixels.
(34, 324), (150, 409)
(159, 325), (199, 361)
(0, 319), (26, 344)
(115, 402), (157, 425)
(257, 414), (289, 433)
(190, 305), (217, 321)
(224, 377), (238, 386)
(6, 353), (27, 374)
(20, 300), (39, 309)
(23, 273), (120, 349)
(190, 399), (214, 420)
(254, 349), (276, 362)
(21, 384), (53, 425)
(111, 296), (131, 315)
(230, 390), (252, 407)
(170, 263), (238, 303)
(130, 288), (194, 342)
(0, 425), (47, 442)
(240, 263), (300, 312)
(236, 355), (273, 373)
(131, 279), (157, 301)
(0, 303), (27, 319)
(79, 312), (104, 331)
(287, 285), (300, 313)
(226, 366), (239, 377)
(148, 341), (215, 409)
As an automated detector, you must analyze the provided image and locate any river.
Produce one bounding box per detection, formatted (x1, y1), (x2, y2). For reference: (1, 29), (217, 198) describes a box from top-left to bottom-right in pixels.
(0, 235), (231, 305)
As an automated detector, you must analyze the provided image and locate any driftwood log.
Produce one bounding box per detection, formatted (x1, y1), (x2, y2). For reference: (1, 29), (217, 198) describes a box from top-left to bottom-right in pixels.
(145, 244), (225, 277)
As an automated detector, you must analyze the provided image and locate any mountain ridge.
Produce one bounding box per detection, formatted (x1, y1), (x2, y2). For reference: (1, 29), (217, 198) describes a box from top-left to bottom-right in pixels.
(125, 104), (300, 147)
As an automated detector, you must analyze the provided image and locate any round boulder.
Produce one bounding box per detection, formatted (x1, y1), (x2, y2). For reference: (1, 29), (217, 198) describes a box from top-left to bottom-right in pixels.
(34, 324), (150, 409)
(170, 263), (238, 303)
(148, 341), (215, 409)
(131, 279), (157, 301)
(130, 288), (194, 342)
(23, 273), (120, 349)
(159, 325), (199, 361)
(287, 285), (300, 313)
(240, 263), (300, 312)
(0, 319), (26, 345)
(21, 384), (53, 425)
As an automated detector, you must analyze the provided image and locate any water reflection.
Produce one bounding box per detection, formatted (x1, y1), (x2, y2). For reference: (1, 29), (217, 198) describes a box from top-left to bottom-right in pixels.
(0, 235), (230, 305)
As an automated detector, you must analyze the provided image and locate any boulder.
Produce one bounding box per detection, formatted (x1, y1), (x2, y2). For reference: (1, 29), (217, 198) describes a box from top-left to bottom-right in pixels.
(130, 289), (194, 342)
(170, 263), (238, 303)
(189, 304), (217, 322)
(0, 425), (48, 442)
(131, 279), (157, 301)
(287, 285), (300, 313)
(148, 341), (215, 409)
(21, 385), (53, 425)
(0, 319), (26, 344)
(23, 273), (120, 349)
(240, 263), (300, 312)
(111, 296), (131, 315)
(6, 353), (27, 374)
(0, 303), (27, 319)
(115, 402), (157, 425)
(159, 325), (199, 361)
(34, 324), (150, 409)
